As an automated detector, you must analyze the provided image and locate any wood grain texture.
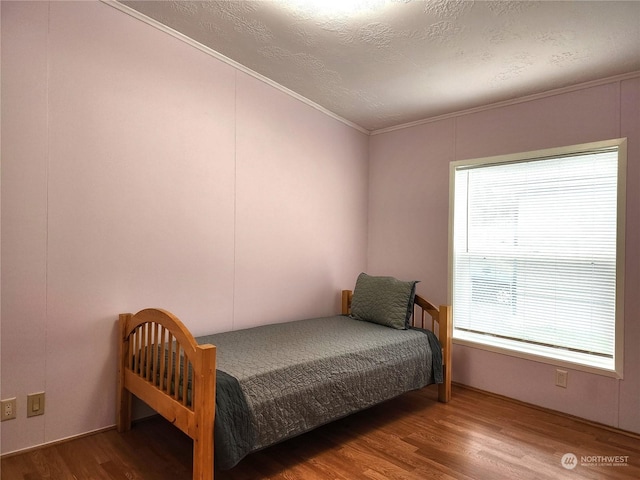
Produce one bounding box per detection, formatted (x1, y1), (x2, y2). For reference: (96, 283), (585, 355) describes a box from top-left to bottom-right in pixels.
(114, 290), (450, 480)
(3, 385), (639, 479)
(116, 308), (216, 478)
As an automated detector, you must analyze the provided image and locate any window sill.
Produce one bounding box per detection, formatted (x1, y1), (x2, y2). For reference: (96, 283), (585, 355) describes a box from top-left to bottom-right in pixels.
(453, 330), (623, 379)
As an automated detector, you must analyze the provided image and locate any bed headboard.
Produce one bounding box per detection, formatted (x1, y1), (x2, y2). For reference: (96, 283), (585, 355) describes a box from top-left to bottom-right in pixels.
(341, 289), (452, 402)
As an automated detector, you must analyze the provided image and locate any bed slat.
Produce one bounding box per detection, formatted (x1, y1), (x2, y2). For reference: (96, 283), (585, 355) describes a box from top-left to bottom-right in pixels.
(167, 335), (175, 396)
(182, 356), (189, 406)
(159, 326), (167, 391)
(117, 308), (217, 479)
(145, 323), (152, 381)
(118, 292), (448, 480)
(151, 323), (159, 387)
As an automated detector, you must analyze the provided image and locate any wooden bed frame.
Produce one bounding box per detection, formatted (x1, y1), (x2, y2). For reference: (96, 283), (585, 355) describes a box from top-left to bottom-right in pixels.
(117, 291), (452, 480)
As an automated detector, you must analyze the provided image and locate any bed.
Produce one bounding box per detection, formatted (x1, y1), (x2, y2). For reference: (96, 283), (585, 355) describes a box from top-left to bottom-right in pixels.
(116, 275), (452, 480)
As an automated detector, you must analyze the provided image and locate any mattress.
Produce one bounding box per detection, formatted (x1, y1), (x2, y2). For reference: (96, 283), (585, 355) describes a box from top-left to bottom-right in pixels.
(196, 314), (442, 470)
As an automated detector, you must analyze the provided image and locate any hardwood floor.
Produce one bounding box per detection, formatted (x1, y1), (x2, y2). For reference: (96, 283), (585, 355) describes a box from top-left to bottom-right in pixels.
(2, 385), (639, 479)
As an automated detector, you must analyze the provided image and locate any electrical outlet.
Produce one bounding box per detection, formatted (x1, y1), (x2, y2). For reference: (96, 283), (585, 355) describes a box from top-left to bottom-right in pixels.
(556, 369), (568, 388)
(1, 398), (17, 421)
(27, 392), (45, 417)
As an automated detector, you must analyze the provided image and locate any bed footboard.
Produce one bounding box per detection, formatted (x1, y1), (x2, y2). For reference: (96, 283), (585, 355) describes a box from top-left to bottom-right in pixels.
(118, 291), (450, 480)
(117, 309), (216, 480)
(341, 290), (452, 402)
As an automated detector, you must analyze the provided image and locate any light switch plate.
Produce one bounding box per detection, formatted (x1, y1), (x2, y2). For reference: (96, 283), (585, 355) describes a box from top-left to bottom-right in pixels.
(27, 392), (45, 417)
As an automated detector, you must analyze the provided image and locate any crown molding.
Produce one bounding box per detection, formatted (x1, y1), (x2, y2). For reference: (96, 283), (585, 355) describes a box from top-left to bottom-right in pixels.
(101, 1), (370, 135)
(100, 2), (640, 138)
(371, 70), (640, 136)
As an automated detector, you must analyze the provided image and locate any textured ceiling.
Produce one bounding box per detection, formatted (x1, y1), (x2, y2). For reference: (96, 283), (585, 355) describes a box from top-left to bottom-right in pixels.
(119, 0), (640, 132)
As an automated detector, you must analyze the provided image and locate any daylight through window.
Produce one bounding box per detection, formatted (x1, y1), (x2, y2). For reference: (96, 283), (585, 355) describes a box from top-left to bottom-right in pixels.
(450, 139), (626, 376)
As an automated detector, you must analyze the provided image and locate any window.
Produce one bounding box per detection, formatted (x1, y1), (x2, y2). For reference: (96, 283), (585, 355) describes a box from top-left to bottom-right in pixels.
(450, 139), (626, 377)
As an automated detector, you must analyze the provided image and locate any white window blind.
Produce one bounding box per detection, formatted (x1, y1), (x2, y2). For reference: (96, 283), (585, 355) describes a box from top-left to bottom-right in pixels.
(451, 140), (625, 374)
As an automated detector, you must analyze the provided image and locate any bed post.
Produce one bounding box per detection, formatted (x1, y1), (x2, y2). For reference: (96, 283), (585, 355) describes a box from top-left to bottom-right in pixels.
(341, 290), (352, 315)
(117, 313), (133, 432)
(437, 305), (452, 403)
(193, 344), (216, 480)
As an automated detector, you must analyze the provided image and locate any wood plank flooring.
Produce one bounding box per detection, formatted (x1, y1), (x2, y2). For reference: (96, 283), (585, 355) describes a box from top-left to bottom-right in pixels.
(2, 385), (639, 479)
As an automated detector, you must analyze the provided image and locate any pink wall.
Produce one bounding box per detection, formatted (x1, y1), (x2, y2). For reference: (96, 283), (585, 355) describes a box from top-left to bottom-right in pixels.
(234, 71), (369, 329)
(2, 0), (637, 458)
(369, 79), (640, 433)
(1, 0), (49, 453)
(1, 1), (368, 454)
(368, 119), (454, 306)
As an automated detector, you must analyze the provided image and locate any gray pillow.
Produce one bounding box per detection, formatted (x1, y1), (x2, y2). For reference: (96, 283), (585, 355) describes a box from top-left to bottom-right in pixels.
(350, 273), (418, 329)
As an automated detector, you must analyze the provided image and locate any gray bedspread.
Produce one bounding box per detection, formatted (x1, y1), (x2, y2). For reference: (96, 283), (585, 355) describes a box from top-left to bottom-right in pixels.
(196, 314), (442, 470)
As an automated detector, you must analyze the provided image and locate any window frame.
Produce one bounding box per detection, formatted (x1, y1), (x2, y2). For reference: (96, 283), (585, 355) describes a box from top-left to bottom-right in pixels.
(448, 138), (627, 379)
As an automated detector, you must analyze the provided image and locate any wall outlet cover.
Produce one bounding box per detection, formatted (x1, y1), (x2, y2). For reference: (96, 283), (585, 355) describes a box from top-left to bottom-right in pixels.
(1, 398), (17, 421)
(556, 369), (568, 388)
